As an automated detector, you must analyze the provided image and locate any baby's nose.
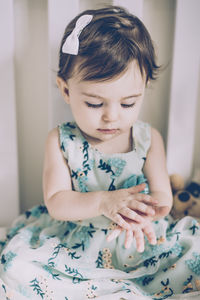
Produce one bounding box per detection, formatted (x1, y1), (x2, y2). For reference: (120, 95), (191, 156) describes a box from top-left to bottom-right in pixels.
(102, 105), (119, 122)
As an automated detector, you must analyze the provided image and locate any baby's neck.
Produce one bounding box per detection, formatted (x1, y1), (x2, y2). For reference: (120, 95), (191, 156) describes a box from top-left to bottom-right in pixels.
(88, 129), (133, 154)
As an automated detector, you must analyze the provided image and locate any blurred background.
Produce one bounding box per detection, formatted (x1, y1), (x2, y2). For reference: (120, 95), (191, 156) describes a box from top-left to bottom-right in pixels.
(0, 0), (200, 226)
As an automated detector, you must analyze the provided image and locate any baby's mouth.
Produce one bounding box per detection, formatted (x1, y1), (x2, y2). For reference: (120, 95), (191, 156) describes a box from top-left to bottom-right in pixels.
(97, 128), (118, 134)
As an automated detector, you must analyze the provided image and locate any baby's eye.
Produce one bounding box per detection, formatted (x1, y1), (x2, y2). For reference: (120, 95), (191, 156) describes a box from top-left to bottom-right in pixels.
(121, 103), (135, 108)
(85, 102), (103, 108)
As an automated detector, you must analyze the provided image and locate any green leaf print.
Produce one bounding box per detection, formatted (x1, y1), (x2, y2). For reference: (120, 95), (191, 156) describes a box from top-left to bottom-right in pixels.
(65, 265), (83, 284)
(72, 241), (85, 251)
(48, 243), (68, 267)
(95, 251), (103, 268)
(159, 251), (172, 260)
(30, 278), (45, 298)
(68, 251), (81, 260)
(142, 276), (154, 286)
(98, 159), (116, 190)
(98, 159), (115, 175)
(189, 219), (199, 235)
(43, 265), (61, 280)
(143, 256), (158, 268)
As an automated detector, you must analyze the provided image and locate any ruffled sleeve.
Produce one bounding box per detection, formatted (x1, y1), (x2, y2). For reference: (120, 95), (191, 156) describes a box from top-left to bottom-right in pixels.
(132, 121), (151, 159)
(58, 122), (77, 161)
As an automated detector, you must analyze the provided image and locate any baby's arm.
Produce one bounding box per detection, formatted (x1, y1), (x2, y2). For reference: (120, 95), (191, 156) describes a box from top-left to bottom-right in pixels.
(43, 128), (157, 229)
(107, 128), (172, 251)
(143, 127), (173, 219)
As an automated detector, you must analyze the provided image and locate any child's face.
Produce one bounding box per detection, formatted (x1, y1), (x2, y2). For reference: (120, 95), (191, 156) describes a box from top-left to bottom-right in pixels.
(60, 61), (145, 145)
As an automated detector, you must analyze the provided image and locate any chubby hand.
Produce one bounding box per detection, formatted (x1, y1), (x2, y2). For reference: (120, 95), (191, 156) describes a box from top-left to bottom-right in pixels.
(153, 205), (170, 220)
(99, 183), (158, 230)
(107, 217), (157, 253)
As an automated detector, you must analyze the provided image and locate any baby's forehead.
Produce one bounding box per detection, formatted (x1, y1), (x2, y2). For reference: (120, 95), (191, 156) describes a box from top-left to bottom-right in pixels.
(71, 59), (146, 83)
(69, 61), (145, 96)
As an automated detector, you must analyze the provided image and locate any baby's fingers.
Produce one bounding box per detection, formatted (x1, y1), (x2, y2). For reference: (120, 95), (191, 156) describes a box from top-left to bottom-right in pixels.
(124, 230), (133, 249)
(143, 224), (157, 245)
(134, 228), (145, 253)
(119, 207), (144, 223)
(130, 200), (155, 216)
(134, 193), (158, 205)
(107, 228), (121, 242)
(111, 213), (131, 230)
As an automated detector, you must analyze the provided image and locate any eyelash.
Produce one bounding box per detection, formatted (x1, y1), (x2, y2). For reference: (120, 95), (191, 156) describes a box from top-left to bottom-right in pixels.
(121, 103), (135, 108)
(86, 102), (103, 108)
(85, 102), (135, 108)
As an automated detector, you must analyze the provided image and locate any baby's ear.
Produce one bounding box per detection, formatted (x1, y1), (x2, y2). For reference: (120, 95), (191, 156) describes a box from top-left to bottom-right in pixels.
(56, 76), (70, 103)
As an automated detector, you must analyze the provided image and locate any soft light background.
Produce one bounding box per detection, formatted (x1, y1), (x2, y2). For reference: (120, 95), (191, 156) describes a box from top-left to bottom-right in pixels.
(0, 0), (200, 226)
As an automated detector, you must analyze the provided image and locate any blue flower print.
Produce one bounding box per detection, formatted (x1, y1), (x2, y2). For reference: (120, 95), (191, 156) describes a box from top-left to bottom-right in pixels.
(141, 241), (184, 263)
(66, 222), (77, 232)
(121, 175), (137, 189)
(185, 252), (200, 275)
(6, 222), (25, 239)
(121, 174), (149, 193)
(28, 205), (48, 219)
(59, 122), (76, 153)
(62, 123), (76, 141)
(73, 224), (96, 250)
(189, 219), (199, 235)
(98, 158), (126, 191)
(72, 168), (89, 192)
(1, 251), (17, 271)
(107, 158), (126, 178)
(21, 226), (42, 247)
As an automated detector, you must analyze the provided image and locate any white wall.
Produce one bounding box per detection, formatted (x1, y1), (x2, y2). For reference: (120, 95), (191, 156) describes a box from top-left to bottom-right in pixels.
(0, 0), (200, 225)
(0, 0), (19, 226)
(167, 0), (200, 181)
(141, 0), (176, 139)
(14, 0), (49, 212)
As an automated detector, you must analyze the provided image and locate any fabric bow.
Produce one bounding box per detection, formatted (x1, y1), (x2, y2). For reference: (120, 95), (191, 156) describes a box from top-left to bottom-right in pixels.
(62, 14), (93, 55)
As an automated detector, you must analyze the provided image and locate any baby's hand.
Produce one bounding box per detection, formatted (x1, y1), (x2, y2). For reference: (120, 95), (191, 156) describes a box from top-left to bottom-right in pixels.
(107, 217), (157, 253)
(153, 205), (170, 220)
(99, 183), (158, 230)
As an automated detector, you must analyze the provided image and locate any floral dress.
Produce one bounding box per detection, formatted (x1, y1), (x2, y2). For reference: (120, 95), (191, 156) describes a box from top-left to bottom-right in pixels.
(0, 121), (200, 300)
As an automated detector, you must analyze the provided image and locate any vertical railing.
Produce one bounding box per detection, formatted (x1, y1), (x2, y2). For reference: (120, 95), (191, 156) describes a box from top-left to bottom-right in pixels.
(167, 0), (200, 181)
(0, 0), (19, 226)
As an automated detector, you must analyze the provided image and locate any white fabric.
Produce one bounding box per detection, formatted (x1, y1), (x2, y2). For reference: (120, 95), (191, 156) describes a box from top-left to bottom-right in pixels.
(62, 14), (93, 55)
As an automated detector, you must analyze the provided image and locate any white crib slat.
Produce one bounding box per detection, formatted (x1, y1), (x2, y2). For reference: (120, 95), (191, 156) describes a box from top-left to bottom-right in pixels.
(0, 0), (19, 226)
(79, 0), (112, 11)
(113, 0), (143, 19)
(48, 0), (80, 129)
(167, 0), (200, 181)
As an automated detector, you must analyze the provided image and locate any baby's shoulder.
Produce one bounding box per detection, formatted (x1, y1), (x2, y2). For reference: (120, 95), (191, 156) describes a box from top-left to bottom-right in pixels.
(58, 121), (79, 145)
(45, 127), (59, 149)
(132, 121), (151, 158)
(134, 121), (162, 142)
(149, 127), (165, 151)
(58, 121), (77, 134)
(45, 122), (77, 151)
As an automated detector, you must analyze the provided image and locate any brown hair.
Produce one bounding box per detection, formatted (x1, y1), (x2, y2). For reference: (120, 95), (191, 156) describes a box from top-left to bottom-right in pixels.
(57, 6), (159, 83)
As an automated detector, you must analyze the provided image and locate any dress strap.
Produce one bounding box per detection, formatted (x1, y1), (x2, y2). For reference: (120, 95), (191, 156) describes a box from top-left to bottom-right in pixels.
(132, 121), (151, 159)
(58, 122), (77, 160)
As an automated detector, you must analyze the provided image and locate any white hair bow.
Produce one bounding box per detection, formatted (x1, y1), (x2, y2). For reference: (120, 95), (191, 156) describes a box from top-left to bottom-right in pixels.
(62, 14), (93, 55)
